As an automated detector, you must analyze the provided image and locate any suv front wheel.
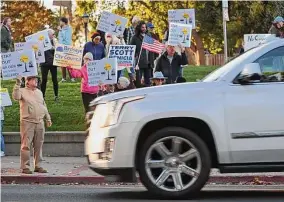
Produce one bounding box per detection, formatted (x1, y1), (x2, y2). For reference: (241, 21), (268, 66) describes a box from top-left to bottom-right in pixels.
(138, 127), (211, 199)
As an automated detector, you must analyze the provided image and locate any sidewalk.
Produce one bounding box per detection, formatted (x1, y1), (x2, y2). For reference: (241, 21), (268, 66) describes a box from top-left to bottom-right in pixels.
(1, 156), (284, 185)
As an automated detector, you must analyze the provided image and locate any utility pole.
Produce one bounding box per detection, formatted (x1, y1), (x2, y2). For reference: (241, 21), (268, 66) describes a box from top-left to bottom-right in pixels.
(222, 0), (229, 64)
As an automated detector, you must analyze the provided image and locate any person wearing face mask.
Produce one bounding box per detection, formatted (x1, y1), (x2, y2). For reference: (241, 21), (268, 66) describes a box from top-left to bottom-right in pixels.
(130, 21), (151, 87)
(105, 33), (133, 81)
(83, 32), (105, 61)
(269, 16), (284, 38)
(12, 76), (52, 174)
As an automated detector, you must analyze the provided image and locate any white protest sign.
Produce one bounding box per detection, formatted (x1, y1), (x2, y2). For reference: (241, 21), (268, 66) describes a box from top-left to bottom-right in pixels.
(97, 11), (128, 36)
(244, 34), (276, 51)
(0, 88), (12, 107)
(168, 9), (196, 29)
(108, 45), (136, 70)
(25, 30), (52, 51)
(168, 23), (192, 47)
(53, 44), (83, 69)
(14, 41), (45, 63)
(1, 50), (37, 80)
(87, 58), (118, 86)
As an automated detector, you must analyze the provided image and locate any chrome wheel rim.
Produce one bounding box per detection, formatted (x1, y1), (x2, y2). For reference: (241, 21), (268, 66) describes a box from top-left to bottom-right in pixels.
(145, 136), (201, 192)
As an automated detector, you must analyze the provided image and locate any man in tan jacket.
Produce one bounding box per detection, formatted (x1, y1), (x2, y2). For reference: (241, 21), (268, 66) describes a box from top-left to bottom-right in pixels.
(13, 76), (52, 174)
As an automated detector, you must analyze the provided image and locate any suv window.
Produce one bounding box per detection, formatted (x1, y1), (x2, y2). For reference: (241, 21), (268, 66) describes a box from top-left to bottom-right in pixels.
(254, 46), (284, 82)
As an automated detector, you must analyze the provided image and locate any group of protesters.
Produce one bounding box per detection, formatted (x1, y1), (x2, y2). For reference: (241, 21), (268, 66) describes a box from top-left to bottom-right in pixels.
(1, 13), (283, 174)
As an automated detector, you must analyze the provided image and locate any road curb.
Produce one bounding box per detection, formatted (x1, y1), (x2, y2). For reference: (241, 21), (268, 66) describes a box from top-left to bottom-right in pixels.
(2, 175), (284, 185)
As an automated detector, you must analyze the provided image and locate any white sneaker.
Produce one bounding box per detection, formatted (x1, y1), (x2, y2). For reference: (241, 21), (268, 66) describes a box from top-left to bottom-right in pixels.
(61, 78), (67, 82)
(1, 151), (5, 157)
(71, 78), (76, 82)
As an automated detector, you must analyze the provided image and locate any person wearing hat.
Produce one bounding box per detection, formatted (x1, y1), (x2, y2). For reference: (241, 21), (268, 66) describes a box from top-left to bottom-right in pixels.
(67, 52), (100, 113)
(83, 32), (105, 61)
(155, 42), (187, 84)
(115, 77), (136, 92)
(151, 71), (166, 86)
(12, 75), (52, 174)
(269, 16), (284, 38)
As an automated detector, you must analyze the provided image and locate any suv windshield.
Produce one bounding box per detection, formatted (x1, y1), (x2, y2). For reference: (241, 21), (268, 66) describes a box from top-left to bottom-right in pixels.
(202, 46), (261, 82)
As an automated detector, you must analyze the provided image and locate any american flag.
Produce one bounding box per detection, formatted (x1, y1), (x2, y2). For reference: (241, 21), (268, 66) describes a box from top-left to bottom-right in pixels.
(142, 35), (165, 54)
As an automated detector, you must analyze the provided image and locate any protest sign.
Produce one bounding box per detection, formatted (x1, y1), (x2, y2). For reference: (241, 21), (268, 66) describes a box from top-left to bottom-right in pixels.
(0, 88), (12, 107)
(87, 58), (117, 86)
(14, 41), (45, 64)
(97, 11), (128, 36)
(1, 50), (37, 80)
(244, 34), (276, 51)
(108, 45), (136, 70)
(168, 9), (196, 29)
(168, 23), (192, 47)
(25, 30), (52, 51)
(53, 44), (83, 69)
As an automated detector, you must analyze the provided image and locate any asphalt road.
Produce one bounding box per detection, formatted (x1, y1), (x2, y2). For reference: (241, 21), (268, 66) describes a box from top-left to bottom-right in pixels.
(1, 184), (284, 202)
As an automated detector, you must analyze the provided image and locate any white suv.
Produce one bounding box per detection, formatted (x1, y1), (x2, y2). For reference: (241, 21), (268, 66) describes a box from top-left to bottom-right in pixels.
(85, 38), (284, 199)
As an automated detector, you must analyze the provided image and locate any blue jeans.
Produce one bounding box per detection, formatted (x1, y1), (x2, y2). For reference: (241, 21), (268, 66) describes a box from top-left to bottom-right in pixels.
(0, 120), (5, 152)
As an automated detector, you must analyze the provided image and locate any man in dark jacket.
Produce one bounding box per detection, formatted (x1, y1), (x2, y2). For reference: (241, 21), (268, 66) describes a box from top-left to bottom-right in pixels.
(1, 17), (12, 53)
(40, 29), (59, 102)
(155, 43), (187, 84)
(130, 21), (151, 87)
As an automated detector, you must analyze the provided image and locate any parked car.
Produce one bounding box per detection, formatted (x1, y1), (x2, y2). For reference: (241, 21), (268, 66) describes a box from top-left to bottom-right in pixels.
(85, 38), (284, 199)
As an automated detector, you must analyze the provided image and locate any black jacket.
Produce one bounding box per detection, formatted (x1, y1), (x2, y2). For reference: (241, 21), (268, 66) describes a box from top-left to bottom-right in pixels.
(41, 40), (55, 66)
(130, 34), (156, 69)
(155, 52), (187, 84)
(1, 25), (12, 52)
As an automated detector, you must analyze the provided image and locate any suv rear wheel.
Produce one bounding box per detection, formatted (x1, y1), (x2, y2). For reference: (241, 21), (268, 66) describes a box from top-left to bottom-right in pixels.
(138, 127), (211, 199)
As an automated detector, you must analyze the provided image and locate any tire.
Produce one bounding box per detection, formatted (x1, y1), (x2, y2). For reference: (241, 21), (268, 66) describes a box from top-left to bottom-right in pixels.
(138, 127), (211, 199)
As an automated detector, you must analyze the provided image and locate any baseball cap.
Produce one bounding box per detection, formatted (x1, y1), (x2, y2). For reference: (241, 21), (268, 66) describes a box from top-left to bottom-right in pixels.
(273, 16), (284, 23)
(147, 22), (154, 28)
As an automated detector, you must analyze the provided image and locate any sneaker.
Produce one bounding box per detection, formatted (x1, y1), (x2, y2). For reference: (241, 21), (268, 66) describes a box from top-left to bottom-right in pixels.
(22, 168), (33, 174)
(54, 96), (59, 103)
(71, 78), (76, 82)
(0, 151), (5, 157)
(34, 167), (48, 173)
(61, 78), (67, 82)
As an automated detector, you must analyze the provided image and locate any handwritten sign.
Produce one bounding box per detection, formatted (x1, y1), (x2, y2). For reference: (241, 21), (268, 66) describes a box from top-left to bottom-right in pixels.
(25, 30), (52, 51)
(53, 44), (83, 69)
(14, 41), (45, 64)
(168, 23), (192, 47)
(97, 11), (128, 36)
(108, 45), (135, 70)
(0, 88), (12, 107)
(244, 34), (276, 51)
(1, 50), (37, 80)
(87, 58), (117, 86)
(168, 9), (196, 29)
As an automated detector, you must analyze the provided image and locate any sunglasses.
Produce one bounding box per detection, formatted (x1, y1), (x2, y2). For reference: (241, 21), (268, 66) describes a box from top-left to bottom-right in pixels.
(155, 79), (164, 81)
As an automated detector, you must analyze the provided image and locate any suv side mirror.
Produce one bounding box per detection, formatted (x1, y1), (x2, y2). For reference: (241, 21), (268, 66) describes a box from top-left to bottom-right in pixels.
(237, 63), (262, 85)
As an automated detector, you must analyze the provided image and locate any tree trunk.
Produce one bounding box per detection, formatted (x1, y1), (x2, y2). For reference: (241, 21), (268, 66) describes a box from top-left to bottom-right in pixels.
(191, 30), (205, 66)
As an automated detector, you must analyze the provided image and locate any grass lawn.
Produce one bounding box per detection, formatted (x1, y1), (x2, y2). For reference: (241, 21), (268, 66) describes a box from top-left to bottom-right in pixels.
(2, 65), (219, 132)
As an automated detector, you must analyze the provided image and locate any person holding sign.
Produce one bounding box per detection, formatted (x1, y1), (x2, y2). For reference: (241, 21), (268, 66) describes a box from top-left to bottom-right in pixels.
(67, 52), (99, 113)
(12, 76), (52, 174)
(41, 29), (59, 102)
(155, 42), (187, 84)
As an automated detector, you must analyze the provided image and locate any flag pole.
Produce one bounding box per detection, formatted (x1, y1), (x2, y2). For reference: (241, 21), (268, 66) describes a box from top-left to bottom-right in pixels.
(135, 37), (145, 70)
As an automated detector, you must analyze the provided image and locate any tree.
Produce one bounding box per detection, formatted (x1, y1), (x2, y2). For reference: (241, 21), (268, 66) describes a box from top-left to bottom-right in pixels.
(1, 0), (57, 43)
